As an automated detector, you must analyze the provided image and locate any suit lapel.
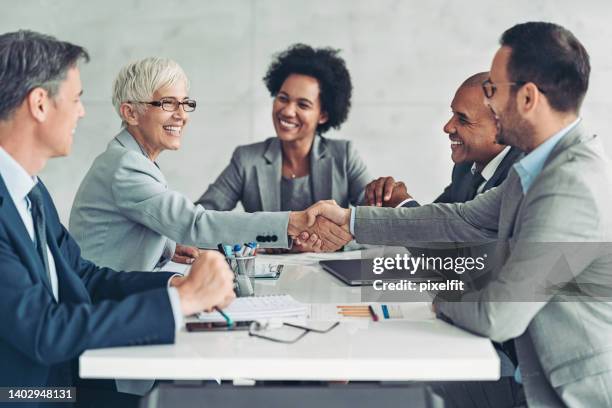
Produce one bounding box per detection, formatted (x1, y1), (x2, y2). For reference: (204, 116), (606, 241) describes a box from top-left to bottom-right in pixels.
(311, 136), (333, 202)
(113, 129), (167, 184)
(484, 147), (523, 191)
(256, 139), (282, 211)
(0, 176), (54, 296)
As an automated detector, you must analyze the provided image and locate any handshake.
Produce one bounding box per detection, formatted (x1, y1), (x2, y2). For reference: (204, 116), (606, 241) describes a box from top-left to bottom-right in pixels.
(287, 200), (354, 252)
(172, 200), (354, 316)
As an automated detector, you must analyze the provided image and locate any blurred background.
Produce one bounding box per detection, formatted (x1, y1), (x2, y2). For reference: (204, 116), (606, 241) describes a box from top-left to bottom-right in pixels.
(2, 0), (611, 222)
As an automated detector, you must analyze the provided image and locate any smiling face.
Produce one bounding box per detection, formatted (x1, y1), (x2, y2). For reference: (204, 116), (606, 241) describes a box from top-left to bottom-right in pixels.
(443, 84), (504, 167)
(272, 74), (328, 144)
(486, 46), (535, 150)
(41, 66), (86, 157)
(128, 80), (189, 159)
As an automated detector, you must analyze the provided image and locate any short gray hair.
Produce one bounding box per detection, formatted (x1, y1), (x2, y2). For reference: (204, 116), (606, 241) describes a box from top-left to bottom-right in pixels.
(0, 30), (89, 121)
(112, 57), (189, 125)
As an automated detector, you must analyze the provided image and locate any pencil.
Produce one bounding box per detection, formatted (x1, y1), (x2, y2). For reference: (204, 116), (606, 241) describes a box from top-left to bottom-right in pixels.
(368, 305), (379, 322)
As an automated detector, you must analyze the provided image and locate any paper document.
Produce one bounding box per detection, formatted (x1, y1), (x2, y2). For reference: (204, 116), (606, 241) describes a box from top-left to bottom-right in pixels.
(197, 295), (307, 322)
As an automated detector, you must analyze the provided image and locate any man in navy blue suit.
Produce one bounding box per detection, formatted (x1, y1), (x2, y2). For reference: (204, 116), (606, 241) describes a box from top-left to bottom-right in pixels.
(0, 31), (236, 406)
(365, 72), (522, 207)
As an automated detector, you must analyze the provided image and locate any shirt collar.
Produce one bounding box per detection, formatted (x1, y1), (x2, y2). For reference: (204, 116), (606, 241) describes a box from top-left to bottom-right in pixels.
(513, 117), (581, 193)
(0, 146), (37, 204)
(471, 146), (511, 182)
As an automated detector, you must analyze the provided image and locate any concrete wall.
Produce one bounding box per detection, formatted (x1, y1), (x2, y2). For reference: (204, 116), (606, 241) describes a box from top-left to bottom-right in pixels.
(2, 0), (611, 223)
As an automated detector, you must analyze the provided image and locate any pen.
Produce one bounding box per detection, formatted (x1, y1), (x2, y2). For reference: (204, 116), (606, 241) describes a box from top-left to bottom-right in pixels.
(368, 305), (379, 322)
(381, 304), (390, 319)
(215, 306), (233, 327)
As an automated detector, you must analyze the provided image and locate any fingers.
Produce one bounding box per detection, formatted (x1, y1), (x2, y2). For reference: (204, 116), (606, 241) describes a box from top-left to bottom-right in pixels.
(292, 233), (321, 253)
(383, 177), (395, 201)
(314, 217), (352, 250)
(366, 177), (396, 206)
(172, 254), (195, 264)
(365, 180), (376, 206)
(218, 291), (236, 309)
(375, 176), (395, 206)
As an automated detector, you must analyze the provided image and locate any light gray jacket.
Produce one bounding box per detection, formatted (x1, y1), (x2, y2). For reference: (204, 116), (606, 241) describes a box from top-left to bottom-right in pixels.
(69, 129), (290, 272)
(196, 136), (370, 211)
(354, 124), (612, 407)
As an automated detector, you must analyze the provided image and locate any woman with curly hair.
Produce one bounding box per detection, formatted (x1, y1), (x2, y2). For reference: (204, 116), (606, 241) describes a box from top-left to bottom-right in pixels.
(196, 44), (370, 251)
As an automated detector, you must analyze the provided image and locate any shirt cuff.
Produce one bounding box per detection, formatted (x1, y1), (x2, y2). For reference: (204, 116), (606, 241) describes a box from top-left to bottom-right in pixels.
(396, 198), (416, 208)
(349, 208), (356, 235)
(167, 276), (184, 333)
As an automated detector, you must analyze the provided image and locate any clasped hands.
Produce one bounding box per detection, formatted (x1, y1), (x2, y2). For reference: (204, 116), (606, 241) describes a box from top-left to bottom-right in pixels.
(287, 200), (353, 252)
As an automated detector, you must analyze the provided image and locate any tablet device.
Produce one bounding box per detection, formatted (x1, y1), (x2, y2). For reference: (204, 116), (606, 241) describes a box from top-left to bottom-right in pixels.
(319, 259), (444, 286)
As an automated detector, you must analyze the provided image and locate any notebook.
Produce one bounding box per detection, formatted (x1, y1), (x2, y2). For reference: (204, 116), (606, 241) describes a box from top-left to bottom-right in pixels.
(197, 294), (307, 322)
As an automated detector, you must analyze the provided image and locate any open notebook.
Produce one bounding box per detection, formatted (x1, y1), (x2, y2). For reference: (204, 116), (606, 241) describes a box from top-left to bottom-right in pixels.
(197, 295), (307, 322)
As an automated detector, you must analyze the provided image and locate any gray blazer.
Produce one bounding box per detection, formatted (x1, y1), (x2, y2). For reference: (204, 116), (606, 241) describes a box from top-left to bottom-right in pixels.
(196, 136), (370, 211)
(69, 129), (291, 273)
(354, 123), (612, 407)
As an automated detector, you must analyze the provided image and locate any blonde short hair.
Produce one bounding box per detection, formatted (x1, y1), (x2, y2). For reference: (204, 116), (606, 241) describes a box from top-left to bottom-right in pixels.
(112, 57), (189, 125)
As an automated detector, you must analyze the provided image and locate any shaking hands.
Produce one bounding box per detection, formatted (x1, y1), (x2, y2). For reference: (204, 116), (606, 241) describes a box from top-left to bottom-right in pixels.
(288, 200), (353, 252)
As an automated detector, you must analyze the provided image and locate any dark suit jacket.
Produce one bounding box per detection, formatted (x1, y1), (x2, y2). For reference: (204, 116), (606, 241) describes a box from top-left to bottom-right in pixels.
(405, 147), (523, 207)
(0, 176), (176, 391)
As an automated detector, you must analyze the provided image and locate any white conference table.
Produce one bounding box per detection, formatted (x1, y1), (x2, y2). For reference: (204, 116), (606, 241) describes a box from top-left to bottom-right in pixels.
(79, 250), (500, 382)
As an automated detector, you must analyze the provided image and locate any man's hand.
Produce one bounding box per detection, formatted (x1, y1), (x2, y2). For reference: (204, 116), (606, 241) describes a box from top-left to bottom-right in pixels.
(172, 244), (200, 264)
(288, 201), (352, 252)
(173, 251), (235, 316)
(365, 176), (412, 207)
(303, 200), (351, 227)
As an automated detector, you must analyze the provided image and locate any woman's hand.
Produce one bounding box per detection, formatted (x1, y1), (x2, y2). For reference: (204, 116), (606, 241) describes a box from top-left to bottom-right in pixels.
(172, 244), (200, 264)
(292, 231), (323, 253)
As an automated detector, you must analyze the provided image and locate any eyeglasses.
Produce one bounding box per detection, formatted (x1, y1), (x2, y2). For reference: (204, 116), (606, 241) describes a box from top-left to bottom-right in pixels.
(129, 97), (197, 112)
(482, 78), (546, 99)
(249, 321), (340, 344)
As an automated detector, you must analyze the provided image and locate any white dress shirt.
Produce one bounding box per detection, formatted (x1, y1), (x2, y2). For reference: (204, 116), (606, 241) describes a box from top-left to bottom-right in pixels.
(470, 145), (511, 194)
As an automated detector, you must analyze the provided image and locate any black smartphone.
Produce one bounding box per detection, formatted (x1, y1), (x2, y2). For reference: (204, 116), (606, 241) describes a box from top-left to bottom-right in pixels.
(186, 321), (253, 332)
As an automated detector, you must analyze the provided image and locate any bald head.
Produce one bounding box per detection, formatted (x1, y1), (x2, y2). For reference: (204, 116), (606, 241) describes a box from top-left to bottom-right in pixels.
(443, 71), (505, 170)
(459, 71), (489, 90)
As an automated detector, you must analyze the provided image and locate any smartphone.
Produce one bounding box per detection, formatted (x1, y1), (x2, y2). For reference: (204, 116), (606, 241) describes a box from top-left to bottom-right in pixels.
(186, 321), (253, 332)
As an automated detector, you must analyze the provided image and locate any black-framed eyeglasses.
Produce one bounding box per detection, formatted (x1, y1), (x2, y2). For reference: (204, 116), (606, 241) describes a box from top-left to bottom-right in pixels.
(129, 97), (197, 112)
(249, 321), (340, 344)
(482, 78), (546, 99)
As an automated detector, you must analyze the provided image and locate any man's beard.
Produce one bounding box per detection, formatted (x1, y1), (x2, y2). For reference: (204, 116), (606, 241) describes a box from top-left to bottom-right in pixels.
(493, 99), (534, 151)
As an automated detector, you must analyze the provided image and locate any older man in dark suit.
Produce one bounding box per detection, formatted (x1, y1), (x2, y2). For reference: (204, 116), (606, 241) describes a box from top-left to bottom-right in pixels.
(365, 72), (522, 208)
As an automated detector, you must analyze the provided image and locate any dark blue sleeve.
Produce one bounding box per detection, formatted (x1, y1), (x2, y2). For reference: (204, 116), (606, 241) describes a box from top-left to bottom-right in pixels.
(0, 223), (175, 366)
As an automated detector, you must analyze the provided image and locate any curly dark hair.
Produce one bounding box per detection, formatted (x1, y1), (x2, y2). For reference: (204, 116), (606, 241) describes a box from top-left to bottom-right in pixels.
(263, 44), (352, 135)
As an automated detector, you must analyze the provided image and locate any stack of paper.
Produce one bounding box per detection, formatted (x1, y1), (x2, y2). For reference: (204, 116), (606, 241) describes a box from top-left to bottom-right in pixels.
(197, 295), (307, 322)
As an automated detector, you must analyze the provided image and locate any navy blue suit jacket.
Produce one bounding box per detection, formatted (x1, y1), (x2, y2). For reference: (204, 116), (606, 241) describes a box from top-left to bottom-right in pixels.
(0, 176), (176, 390)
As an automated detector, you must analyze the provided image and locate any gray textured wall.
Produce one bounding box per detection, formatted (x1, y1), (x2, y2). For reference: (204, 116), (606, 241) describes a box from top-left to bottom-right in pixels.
(2, 0), (611, 223)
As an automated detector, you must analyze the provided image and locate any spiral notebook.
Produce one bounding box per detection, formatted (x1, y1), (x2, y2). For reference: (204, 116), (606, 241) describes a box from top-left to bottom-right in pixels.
(197, 295), (307, 322)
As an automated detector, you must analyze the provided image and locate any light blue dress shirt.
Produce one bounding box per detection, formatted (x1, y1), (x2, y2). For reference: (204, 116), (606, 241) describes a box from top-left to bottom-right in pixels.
(513, 118), (581, 193)
(0, 147), (183, 331)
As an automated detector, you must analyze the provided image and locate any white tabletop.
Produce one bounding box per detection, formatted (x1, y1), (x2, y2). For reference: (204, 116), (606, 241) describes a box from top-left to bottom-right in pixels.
(79, 251), (500, 382)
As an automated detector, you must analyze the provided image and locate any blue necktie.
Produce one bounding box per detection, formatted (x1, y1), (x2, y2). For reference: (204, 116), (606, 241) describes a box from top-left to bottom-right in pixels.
(27, 184), (51, 283)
